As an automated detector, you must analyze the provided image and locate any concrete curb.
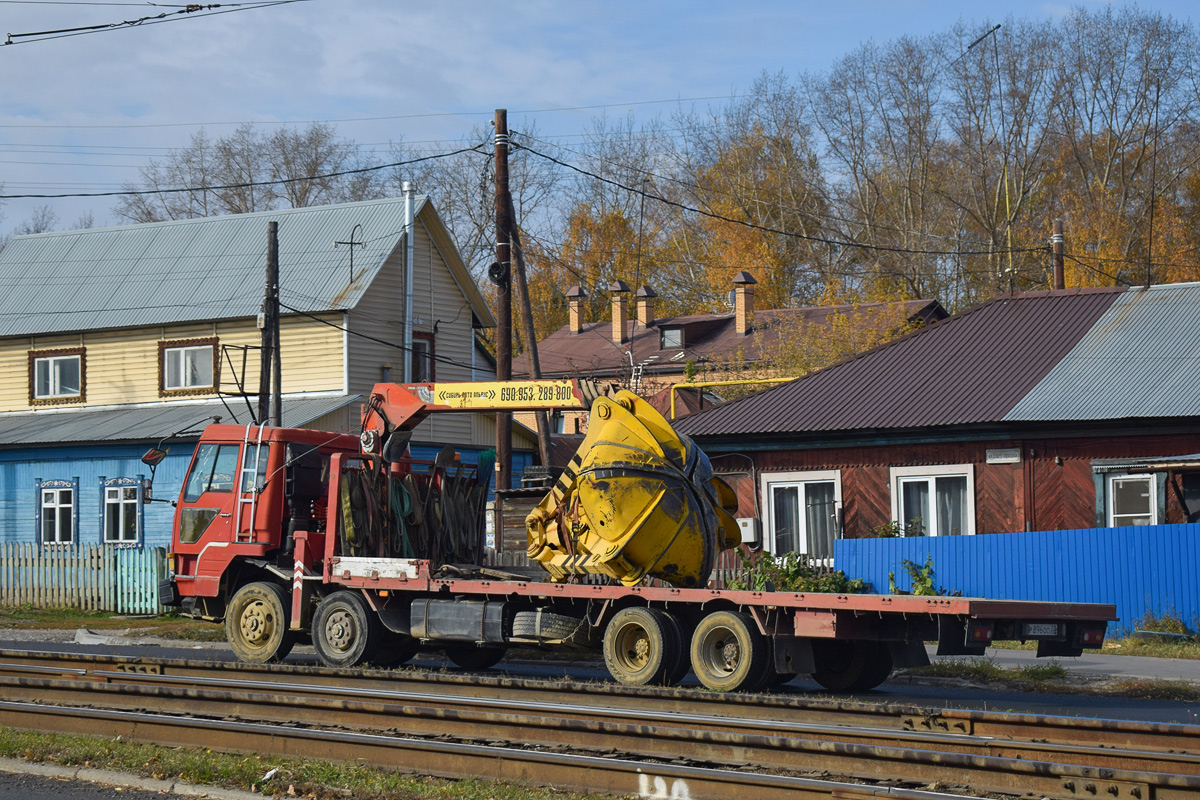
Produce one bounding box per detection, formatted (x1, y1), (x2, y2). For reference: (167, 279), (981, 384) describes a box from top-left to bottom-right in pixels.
(0, 756), (265, 799)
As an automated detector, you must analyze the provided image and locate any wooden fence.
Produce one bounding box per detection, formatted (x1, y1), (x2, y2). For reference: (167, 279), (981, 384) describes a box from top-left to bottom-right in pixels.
(0, 543), (166, 614)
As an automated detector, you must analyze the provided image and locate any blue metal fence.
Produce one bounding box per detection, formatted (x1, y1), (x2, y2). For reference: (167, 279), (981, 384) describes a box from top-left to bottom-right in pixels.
(834, 523), (1200, 635)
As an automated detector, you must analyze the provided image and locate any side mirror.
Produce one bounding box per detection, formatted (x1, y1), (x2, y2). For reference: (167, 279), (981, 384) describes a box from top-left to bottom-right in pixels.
(141, 447), (169, 467)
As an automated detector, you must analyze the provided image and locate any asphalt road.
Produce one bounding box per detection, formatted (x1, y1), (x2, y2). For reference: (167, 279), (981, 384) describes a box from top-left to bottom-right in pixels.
(0, 773), (193, 800)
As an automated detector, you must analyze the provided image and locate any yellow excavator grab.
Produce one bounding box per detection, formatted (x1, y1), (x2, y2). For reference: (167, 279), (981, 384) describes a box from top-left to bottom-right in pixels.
(525, 389), (741, 588)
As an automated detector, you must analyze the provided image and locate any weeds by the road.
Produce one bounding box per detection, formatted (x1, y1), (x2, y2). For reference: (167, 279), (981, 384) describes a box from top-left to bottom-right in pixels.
(0, 728), (612, 800)
(0, 606), (224, 642)
(904, 657), (1200, 700)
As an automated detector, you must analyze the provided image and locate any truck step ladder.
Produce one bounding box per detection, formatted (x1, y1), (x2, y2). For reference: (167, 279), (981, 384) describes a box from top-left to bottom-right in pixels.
(235, 423), (268, 542)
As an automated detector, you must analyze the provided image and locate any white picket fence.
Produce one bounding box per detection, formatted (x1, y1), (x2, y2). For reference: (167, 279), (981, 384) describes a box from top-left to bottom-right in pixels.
(0, 543), (166, 614)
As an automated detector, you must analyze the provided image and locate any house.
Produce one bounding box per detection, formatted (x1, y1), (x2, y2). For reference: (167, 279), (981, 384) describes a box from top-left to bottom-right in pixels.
(0, 195), (534, 549)
(675, 283), (1200, 560)
(513, 272), (945, 433)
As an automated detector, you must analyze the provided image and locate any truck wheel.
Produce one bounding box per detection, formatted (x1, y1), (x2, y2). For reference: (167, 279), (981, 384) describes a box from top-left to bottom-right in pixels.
(603, 607), (673, 686)
(658, 611), (691, 685)
(371, 632), (420, 668)
(690, 610), (770, 692)
(811, 641), (893, 692)
(226, 582), (295, 663)
(444, 645), (506, 670)
(313, 591), (382, 668)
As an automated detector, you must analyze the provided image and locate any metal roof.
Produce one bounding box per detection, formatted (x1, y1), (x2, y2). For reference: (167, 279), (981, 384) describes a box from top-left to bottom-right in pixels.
(0, 196), (492, 337)
(0, 395), (360, 447)
(1006, 283), (1200, 421)
(676, 287), (1126, 438)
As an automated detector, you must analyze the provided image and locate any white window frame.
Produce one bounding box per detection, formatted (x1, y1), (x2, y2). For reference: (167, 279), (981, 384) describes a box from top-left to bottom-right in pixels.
(163, 344), (214, 390)
(40, 487), (74, 544)
(104, 484), (141, 545)
(660, 326), (684, 349)
(33, 353), (81, 399)
(760, 469), (842, 557)
(1106, 473), (1158, 527)
(889, 464), (976, 536)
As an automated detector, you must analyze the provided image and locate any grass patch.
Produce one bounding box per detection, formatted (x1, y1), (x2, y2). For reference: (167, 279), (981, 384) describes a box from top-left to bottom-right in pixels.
(0, 606), (225, 642)
(905, 657), (1200, 700)
(1107, 679), (1200, 701)
(0, 727), (610, 800)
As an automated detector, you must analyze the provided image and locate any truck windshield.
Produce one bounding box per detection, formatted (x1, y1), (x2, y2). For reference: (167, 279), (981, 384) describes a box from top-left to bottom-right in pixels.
(183, 444), (240, 502)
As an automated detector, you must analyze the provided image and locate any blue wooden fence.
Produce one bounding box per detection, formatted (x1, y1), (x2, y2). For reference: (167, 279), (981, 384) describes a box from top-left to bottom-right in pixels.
(0, 543), (166, 614)
(834, 523), (1200, 635)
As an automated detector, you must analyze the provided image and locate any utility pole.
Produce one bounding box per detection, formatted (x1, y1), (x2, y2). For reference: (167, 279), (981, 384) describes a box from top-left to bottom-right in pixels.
(1052, 218), (1065, 290)
(494, 110), (513, 492)
(508, 195), (553, 467)
(271, 221), (282, 428)
(258, 221), (280, 426)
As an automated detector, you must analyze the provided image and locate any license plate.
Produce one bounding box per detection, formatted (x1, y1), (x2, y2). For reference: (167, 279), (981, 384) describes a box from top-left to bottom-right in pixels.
(1025, 623), (1059, 637)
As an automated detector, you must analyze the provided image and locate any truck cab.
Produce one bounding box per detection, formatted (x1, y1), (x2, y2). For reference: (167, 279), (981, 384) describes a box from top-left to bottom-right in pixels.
(168, 423), (359, 619)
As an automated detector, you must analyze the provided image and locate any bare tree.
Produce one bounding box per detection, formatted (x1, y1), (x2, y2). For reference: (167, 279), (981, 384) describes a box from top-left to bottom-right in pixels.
(13, 204), (59, 235)
(115, 123), (386, 223)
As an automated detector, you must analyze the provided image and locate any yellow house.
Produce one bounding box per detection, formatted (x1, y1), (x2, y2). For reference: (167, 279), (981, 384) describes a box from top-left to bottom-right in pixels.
(0, 194), (534, 548)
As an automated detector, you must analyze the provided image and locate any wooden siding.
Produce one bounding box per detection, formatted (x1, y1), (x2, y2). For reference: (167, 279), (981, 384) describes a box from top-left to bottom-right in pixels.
(348, 221), (491, 447)
(0, 315), (343, 412)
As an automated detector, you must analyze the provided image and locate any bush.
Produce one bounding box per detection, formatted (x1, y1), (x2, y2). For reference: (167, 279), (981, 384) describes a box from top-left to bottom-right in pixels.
(727, 550), (866, 594)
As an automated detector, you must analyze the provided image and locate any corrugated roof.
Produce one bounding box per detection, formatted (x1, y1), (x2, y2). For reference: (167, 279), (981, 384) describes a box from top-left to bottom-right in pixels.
(0, 395), (360, 446)
(676, 287), (1126, 438)
(1006, 283), (1200, 421)
(513, 299), (946, 379)
(0, 196), (493, 337)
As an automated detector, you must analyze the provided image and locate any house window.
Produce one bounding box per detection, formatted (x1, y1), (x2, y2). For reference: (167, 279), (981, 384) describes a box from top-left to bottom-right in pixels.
(1108, 474), (1157, 526)
(889, 464), (975, 535)
(40, 487), (74, 544)
(104, 484), (140, 544)
(410, 334), (434, 383)
(660, 326), (683, 349)
(30, 348), (84, 402)
(761, 470), (841, 558)
(160, 338), (217, 393)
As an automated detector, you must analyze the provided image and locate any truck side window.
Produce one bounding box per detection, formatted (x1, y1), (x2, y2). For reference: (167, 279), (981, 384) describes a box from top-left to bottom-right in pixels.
(183, 444), (240, 502)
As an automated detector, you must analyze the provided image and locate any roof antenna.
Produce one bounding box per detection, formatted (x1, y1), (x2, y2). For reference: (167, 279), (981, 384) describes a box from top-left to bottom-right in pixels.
(334, 223), (365, 285)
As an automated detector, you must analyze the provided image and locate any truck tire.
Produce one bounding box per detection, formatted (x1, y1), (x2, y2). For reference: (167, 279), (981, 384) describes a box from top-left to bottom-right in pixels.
(658, 610), (691, 685)
(371, 632), (420, 668)
(811, 641), (894, 692)
(689, 610), (770, 692)
(512, 610), (583, 641)
(226, 582), (295, 664)
(312, 591), (382, 668)
(444, 645), (506, 670)
(603, 607), (674, 686)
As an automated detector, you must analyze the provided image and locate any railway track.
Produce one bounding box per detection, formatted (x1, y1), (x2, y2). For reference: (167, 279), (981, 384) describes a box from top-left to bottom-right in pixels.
(0, 649), (1196, 800)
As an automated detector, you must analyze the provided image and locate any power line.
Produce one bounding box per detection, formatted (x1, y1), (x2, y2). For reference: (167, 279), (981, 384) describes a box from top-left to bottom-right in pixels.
(0, 144), (485, 199)
(3, 0), (308, 46)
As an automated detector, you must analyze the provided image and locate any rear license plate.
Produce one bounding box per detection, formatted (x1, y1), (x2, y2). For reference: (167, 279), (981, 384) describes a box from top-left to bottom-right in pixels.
(1025, 623), (1059, 637)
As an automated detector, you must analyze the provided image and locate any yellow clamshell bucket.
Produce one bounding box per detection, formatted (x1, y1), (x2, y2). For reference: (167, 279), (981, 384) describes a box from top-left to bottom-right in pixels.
(526, 389), (740, 588)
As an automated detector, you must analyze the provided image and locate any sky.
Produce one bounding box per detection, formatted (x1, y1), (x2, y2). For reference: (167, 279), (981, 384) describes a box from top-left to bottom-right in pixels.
(1, 0), (1197, 238)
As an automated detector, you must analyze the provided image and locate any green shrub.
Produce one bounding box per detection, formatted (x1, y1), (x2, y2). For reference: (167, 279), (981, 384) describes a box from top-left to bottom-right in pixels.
(727, 550), (866, 593)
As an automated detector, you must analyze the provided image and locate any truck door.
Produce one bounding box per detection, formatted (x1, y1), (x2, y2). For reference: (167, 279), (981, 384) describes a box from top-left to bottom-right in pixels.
(175, 442), (242, 586)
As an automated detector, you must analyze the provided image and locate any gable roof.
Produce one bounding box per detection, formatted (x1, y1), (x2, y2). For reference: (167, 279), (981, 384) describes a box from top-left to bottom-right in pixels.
(676, 286), (1141, 439)
(513, 299), (946, 379)
(0, 196), (493, 338)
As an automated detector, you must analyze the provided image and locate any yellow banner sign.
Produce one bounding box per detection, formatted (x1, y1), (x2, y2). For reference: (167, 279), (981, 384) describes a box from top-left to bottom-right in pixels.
(431, 380), (583, 409)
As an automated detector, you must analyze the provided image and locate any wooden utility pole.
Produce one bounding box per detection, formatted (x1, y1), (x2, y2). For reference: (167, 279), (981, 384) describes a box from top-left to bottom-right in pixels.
(258, 221), (280, 426)
(494, 110), (513, 491)
(270, 222), (282, 428)
(1051, 218), (1065, 290)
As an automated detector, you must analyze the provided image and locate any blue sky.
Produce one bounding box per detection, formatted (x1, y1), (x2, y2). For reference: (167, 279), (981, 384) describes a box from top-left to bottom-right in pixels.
(1, 0), (1196, 235)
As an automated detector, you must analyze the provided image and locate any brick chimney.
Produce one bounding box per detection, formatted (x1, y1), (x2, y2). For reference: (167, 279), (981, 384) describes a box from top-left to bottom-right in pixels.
(635, 285), (656, 327)
(610, 280), (630, 344)
(567, 285), (587, 334)
(732, 271), (757, 335)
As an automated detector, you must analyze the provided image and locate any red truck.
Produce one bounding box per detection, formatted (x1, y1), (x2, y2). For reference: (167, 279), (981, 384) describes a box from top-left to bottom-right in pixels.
(154, 379), (1115, 692)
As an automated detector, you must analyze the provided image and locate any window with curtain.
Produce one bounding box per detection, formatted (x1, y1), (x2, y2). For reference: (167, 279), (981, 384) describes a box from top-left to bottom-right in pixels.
(890, 465), (974, 535)
(762, 471), (841, 558)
